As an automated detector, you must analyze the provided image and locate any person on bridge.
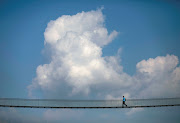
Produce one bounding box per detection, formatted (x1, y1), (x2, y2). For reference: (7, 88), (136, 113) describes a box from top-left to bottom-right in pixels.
(122, 96), (127, 107)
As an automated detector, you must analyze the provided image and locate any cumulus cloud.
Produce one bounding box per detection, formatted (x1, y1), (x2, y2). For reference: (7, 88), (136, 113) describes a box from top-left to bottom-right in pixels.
(28, 8), (131, 98)
(28, 9), (180, 101)
(136, 55), (178, 76)
(134, 55), (180, 98)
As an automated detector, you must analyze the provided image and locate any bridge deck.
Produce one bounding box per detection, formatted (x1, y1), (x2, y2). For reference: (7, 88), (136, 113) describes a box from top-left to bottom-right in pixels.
(0, 98), (180, 109)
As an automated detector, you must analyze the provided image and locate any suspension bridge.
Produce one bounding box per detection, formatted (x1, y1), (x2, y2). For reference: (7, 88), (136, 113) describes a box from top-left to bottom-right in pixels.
(0, 98), (180, 109)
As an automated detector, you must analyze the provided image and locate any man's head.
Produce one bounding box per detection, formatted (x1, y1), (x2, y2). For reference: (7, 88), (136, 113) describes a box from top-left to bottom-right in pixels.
(123, 96), (124, 97)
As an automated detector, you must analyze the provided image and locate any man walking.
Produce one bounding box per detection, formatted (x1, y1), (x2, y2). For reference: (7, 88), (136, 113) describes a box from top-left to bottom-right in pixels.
(122, 96), (127, 107)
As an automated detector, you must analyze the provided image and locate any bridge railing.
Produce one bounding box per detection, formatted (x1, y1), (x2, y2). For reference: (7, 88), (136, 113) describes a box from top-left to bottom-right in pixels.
(0, 98), (180, 108)
(126, 98), (180, 107)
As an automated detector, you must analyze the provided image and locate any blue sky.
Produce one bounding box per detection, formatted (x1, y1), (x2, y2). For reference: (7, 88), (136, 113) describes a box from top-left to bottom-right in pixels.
(0, 0), (180, 122)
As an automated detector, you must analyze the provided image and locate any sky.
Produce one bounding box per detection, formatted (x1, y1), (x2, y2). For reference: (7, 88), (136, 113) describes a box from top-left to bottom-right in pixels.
(0, 0), (180, 122)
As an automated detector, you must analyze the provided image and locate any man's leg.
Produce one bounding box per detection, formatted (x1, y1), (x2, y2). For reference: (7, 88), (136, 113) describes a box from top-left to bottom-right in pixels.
(125, 102), (127, 107)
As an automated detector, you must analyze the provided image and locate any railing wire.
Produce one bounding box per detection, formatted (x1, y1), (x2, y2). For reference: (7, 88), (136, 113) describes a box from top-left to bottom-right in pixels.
(0, 98), (180, 108)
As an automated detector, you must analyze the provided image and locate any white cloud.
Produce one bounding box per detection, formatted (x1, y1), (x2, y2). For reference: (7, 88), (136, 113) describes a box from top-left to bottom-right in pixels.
(28, 9), (180, 102)
(126, 108), (144, 116)
(44, 9), (118, 47)
(43, 109), (83, 121)
(136, 54), (178, 76)
(134, 55), (180, 98)
(28, 9), (133, 99)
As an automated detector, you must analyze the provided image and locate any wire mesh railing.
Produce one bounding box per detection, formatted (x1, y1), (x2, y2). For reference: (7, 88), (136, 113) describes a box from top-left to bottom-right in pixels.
(0, 98), (180, 108)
